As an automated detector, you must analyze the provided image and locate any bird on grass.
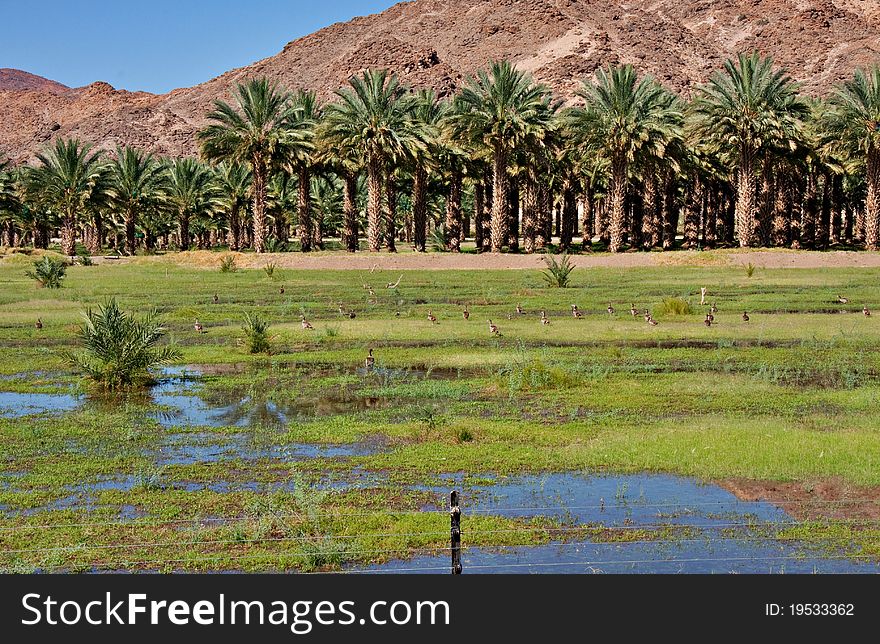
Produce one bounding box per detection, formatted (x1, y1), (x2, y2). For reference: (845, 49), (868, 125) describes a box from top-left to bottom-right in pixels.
(838, 295), (849, 305)
(571, 305), (583, 319)
(707, 312), (715, 323)
(364, 349), (375, 370)
(194, 320), (205, 334)
(35, 318), (43, 330)
(427, 310), (438, 324)
(488, 320), (500, 336)
(704, 314), (713, 328)
(710, 303), (718, 314)
(212, 294), (219, 304)
(386, 275), (403, 290)
(279, 286), (285, 295)
(648, 317), (659, 327)
(339, 305), (356, 319)
(463, 307), (470, 321)
(300, 316), (314, 330)
(644, 309), (652, 323)
(541, 311), (550, 326)
(516, 304), (524, 316)
(742, 311), (751, 322)
(607, 304), (615, 315)
(630, 304), (639, 317)
(865, 306), (872, 318)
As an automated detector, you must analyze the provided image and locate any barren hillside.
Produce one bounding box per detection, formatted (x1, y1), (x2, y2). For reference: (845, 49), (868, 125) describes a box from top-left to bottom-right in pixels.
(2, 0), (879, 162)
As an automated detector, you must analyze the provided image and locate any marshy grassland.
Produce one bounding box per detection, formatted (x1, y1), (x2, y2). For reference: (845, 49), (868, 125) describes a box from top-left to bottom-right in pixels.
(1, 250), (879, 572)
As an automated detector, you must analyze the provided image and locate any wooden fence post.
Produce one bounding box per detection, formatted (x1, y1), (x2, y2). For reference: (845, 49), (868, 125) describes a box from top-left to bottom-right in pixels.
(450, 490), (462, 575)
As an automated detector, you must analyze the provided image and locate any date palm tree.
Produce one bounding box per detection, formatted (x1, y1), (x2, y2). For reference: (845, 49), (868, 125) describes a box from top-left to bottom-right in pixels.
(409, 90), (446, 252)
(690, 53), (809, 247)
(106, 146), (168, 255)
(450, 60), (554, 252)
(198, 77), (310, 253)
(165, 158), (220, 250)
(214, 162), (251, 251)
(287, 90), (321, 252)
(822, 65), (880, 250)
(0, 159), (20, 246)
(322, 70), (423, 252)
(564, 65), (683, 252)
(21, 138), (108, 256)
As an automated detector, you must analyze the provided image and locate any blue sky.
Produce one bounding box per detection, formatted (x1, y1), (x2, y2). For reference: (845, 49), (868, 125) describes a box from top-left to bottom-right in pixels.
(0, 0), (401, 93)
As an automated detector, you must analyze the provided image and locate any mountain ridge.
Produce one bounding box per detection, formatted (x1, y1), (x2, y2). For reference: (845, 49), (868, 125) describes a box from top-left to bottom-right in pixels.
(2, 0), (879, 163)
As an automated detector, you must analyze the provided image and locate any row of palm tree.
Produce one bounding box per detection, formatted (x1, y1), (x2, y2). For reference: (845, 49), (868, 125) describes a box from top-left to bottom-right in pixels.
(2, 53), (878, 254)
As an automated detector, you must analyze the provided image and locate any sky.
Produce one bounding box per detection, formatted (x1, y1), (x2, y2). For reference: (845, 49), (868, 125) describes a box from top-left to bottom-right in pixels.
(0, 0), (401, 93)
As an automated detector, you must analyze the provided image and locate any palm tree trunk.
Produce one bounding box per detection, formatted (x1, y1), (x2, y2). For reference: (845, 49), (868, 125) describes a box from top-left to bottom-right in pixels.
(490, 147), (509, 252)
(297, 166), (313, 252)
(125, 208), (136, 255)
(736, 150), (757, 247)
(522, 178), (536, 253)
(561, 182), (576, 252)
(817, 173), (831, 250)
(831, 175), (843, 245)
(582, 186), (594, 249)
(343, 172), (358, 252)
(684, 177), (701, 250)
(608, 158), (627, 253)
(385, 174), (397, 253)
(227, 204), (241, 251)
(642, 174), (657, 249)
(629, 192), (643, 250)
(60, 209), (77, 256)
(801, 173), (818, 250)
(473, 182), (485, 252)
(508, 178), (519, 251)
(412, 165), (428, 252)
(251, 160), (268, 254)
(445, 168), (463, 252)
(705, 187), (718, 249)
(866, 146), (880, 251)
(537, 185), (551, 249)
(178, 210), (190, 251)
(367, 159), (383, 252)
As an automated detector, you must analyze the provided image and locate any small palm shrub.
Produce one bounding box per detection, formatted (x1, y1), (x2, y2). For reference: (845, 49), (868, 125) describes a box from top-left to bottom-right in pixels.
(242, 312), (271, 354)
(655, 297), (693, 316)
(745, 262), (756, 278)
(263, 262), (277, 278)
(78, 253), (94, 266)
(219, 254), (238, 273)
(68, 298), (181, 390)
(25, 256), (67, 288)
(541, 253), (575, 288)
(265, 238), (289, 253)
(429, 225), (448, 252)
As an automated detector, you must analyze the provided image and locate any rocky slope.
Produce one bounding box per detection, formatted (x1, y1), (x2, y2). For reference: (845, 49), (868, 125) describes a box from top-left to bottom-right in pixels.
(2, 0), (879, 162)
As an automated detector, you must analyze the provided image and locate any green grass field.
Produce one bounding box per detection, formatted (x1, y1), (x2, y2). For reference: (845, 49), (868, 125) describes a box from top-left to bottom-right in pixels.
(1, 251), (879, 572)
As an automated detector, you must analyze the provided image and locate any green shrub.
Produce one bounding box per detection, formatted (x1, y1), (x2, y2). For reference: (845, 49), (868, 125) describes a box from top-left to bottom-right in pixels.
(263, 262), (277, 278)
(746, 262), (756, 278)
(219, 254), (238, 273)
(541, 254), (575, 288)
(655, 297), (693, 316)
(25, 256), (67, 288)
(429, 225), (448, 252)
(68, 298), (181, 390)
(242, 312), (272, 354)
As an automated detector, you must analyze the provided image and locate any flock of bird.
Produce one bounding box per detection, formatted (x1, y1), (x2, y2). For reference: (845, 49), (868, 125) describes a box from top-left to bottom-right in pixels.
(31, 282), (872, 336)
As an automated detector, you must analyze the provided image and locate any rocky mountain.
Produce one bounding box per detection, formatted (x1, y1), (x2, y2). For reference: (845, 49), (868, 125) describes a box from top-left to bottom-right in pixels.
(2, 0), (879, 163)
(0, 68), (70, 93)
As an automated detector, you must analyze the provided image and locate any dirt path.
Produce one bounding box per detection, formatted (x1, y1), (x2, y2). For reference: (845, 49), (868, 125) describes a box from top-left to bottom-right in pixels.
(720, 478), (880, 522)
(111, 249), (880, 271)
